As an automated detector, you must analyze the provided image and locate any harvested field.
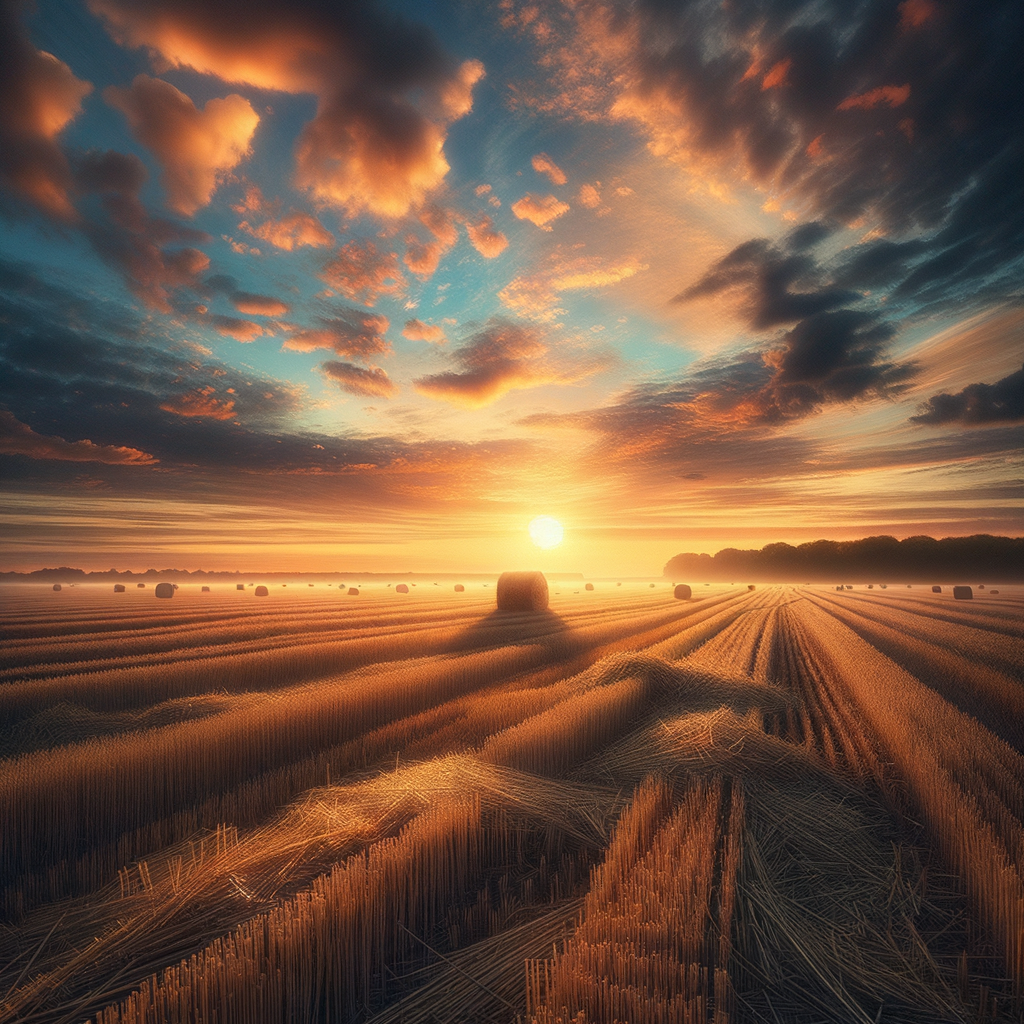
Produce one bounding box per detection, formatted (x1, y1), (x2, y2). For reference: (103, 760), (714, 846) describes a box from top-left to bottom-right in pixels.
(1, 582), (1023, 1023)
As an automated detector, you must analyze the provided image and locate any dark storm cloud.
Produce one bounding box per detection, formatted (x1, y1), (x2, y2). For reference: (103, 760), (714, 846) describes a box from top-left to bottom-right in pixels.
(912, 364), (1024, 426)
(677, 227), (858, 329)
(677, 228), (915, 409)
(613, 0), (1023, 314)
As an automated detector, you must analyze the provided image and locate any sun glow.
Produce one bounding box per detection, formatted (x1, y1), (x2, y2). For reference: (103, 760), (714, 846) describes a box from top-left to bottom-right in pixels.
(528, 515), (564, 549)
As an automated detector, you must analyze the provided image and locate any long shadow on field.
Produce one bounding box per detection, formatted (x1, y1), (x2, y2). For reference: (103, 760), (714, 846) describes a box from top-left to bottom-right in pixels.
(444, 608), (584, 660)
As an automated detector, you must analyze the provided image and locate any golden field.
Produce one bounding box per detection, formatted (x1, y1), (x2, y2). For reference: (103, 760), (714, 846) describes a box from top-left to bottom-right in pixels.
(1, 581), (1023, 1023)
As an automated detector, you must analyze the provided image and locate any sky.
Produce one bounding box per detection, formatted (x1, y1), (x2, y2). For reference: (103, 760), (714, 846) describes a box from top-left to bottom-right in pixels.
(0, 0), (1022, 575)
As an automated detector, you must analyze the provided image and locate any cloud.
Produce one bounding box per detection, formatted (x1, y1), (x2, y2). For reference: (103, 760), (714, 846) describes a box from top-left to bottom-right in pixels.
(836, 84), (911, 111)
(159, 388), (237, 419)
(675, 227), (915, 411)
(204, 274), (289, 316)
(465, 215), (508, 258)
(240, 209), (334, 251)
(0, 4), (92, 219)
(499, 254), (647, 321)
(412, 318), (607, 409)
(520, 0), (1024, 320)
(531, 152), (567, 185)
(89, 0), (484, 219)
(911, 364), (1024, 426)
(402, 319), (446, 343)
(320, 239), (405, 306)
(511, 193), (570, 230)
(321, 360), (396, 398)
(283, 310), (391, 359)
(73, 149), (212, 311)
(578, 183), (601, 209)
(0, 410), (156, 464)
(104, 75), (259, 216)
(208, 314), (266, 342)
(403, 204), (460, 278)
(677, 226), (857, 329)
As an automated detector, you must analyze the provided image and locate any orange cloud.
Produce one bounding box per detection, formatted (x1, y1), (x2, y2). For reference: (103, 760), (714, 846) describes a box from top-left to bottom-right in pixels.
(0, 6), (93, 219)
(159, 388), (237, 420)
(414, 321), (552, 408)
(0, 410), (156, 464)
(88, 1), (484, 219)
(465, 215), (509, 258)
(404, 203), (459, 277)
(500, 255), (647, 321)
(511, 193), (570, 230)
(578, 183), (601, 208)
(209, 315), (265, 342)
(105, 75), (258, 216)
(403, 319), (446, 343)
(321, 360), (397, 398)
(899, 0), (936, 29)
(532, 152), (567, 185)
(241, 209), (334, 251)
(232, 294), (289, 316)
(283, 312), (390, 359)
(837, 85), (911, 111)
(321, 239), (405, 306)
(761, 58), (792, 91)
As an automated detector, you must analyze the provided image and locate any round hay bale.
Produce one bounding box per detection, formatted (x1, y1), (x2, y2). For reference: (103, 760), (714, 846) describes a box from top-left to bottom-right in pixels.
(52, 583), (62, 591)
(113, 584), (126, 593)
(867, 584), (874, 589)
(496, 571), (548, 612)
(748, 584), (756, 591)
(348, 587), (360, 596)
(585, 582), (594, 591)
(932, 585), (942, 593)
(395, 583), (409, 593)
(978, 584), (986, 590)
(254, 585), (269, 597)
(308, 583), (314, 587)
(236, 583), (245, 590)
(617, 582), (621, 586)
(674, 584), (692, 599)
(953, 586), (973, 600)
(649, 583), (655, 588)
(201, 586), (210, 592)
(137, 583), (146, 589)
(454, 584), (465, 592)
(990, 589), (1000, 594)
(154, 582), (174, 599)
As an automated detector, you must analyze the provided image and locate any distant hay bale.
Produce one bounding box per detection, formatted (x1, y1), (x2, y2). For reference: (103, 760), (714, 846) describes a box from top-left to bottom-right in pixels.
(932, 585), (942, 593)
(201, 586), (210, 592)
(953, 586), (973, 600)
(236, 584), (244, 591)
(748, 584), (756, 591)
(308, 583), (314, 587)
(137, 583), (145, 589)
(990, 589), (1000, 594)
(585, 583), (594, 591)
(395, 583), (409, 593)
(867, 584), (874, 589)
(348, 587), (360, 596)
(649, 583), (655, 588)
(154, 583), (174, 599)
(617, 582), (621, 586)
(254, 586), (269, 597)
(978, 584), (986, 589)
(52, 583), (61, 591)
(113, 584), (125, 593)
(674, 584), (692, 599)
(454, 584), (465, 592)
(496, 570), (548, 612)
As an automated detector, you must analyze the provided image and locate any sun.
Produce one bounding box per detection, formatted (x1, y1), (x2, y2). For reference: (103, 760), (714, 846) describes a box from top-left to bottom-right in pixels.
(528, 515), (564, 549)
